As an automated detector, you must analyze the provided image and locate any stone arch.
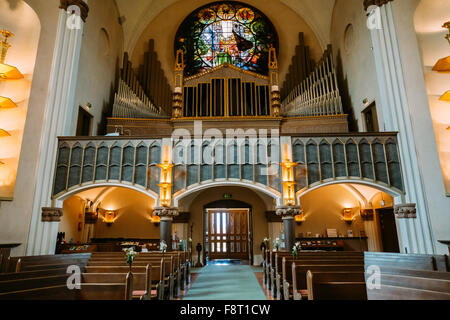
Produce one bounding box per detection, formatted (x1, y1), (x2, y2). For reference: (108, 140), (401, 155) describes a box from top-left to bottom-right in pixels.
(173, 181), (281, 207)
(54, 182), (159, 202)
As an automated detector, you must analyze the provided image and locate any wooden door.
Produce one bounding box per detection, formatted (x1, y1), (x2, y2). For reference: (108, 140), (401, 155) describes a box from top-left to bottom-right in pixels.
(208, 209), (249, 260)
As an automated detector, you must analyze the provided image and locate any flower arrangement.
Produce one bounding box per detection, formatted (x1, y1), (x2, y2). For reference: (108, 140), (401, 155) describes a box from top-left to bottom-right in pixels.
(263, 237), (270, 248)
(292, 242), (302, 258)
(160, 240), (168, 253)
(188, 238), (193, 243)
(123, 247), (138, 271)
(273, 238), (281, 251)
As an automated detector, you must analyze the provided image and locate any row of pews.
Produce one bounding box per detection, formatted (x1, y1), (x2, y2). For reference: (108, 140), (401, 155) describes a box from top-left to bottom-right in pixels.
(262, 250), (450, 300)
(0, 251), (191, 300)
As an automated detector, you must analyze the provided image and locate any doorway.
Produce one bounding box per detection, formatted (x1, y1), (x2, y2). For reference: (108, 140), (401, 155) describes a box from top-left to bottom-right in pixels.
(203, 199), (253, 264)
(377, 208), (400, 253)
(207, 209), (249, 260)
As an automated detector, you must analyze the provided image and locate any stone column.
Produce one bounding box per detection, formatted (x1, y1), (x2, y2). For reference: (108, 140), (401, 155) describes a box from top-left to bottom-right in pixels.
(276, 205), (301, 253)
(364, 0), (434, 254)
(26, 0), (89, 256)
(154, 207), (179, 251)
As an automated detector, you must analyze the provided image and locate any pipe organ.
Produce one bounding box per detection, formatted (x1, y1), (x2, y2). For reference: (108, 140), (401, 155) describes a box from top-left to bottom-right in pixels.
(281, 45), (343, 117)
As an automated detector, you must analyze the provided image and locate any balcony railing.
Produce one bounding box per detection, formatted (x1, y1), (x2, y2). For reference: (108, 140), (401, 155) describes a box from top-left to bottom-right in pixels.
(52, 133), (403, 199)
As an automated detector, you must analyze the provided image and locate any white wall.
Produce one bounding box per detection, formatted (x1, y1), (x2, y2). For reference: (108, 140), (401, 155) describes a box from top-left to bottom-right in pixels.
(330, 0), (384, 131)
(70, 0), (124, 135)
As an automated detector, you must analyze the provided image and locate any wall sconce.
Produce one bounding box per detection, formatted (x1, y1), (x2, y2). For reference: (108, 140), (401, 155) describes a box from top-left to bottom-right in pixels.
(157, 146), (174, 207)
(360, 209), (374, 221)
(281, 144), (298, 206)
(0, 129), (11, 137)
(439, 91), (450, 102)
(432, 56), (450, 73)
(0, 160), (4, 165)
(0, 96), (17, 109)
(295, 211), (305, 225)
(343, 208), (354, 224)
(0, 30), (23, 80)
(104, 211), (115, 227)
(151, 215), (160, 226)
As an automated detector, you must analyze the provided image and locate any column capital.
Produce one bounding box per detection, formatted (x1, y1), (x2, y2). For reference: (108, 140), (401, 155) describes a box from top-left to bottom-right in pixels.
(276, 205), (302, 219)
(153, 207), (179, 221)
(42, 207), (64, 222)
(363, 0), (393, 12)
(394, 203), (417, 219)
(60, 0), (89, 22)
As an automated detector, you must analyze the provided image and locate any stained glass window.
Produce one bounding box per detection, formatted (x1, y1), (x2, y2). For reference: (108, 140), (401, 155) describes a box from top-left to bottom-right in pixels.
(175, 2), (279, 77)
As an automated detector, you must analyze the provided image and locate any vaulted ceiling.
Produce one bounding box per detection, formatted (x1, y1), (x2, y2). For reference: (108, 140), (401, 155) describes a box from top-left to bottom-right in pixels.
(115, 0), (336, 53)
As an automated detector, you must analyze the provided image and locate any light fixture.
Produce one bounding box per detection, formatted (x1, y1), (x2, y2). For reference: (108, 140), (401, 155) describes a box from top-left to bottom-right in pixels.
(439, 91), (450, 102)
(104, 211), (115, 226)
(0, 96), (17, 109)
(151, 215), (160, 226)
(432, 56), (450, 73)
(343, 208), (354, 224)
(0, 30), (23, 80)
(0, 160), (4, 165)
(380, 193), (386, 207)
(0, 129), (11, 137)
(295, 210), (305, 225)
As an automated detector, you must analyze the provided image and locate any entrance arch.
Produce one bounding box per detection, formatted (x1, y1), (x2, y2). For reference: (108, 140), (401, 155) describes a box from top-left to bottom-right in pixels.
(173, 181), (281, 207)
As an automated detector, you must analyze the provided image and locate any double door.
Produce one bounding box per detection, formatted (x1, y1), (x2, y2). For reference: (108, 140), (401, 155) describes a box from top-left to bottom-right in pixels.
(207, 209), (249, 260)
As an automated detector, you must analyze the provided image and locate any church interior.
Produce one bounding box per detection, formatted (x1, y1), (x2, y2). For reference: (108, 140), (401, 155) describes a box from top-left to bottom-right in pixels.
(0, 0), (449, 302)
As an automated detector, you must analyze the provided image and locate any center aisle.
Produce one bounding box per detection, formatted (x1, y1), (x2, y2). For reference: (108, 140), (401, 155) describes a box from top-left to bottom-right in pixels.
(183, 264), (267, 300)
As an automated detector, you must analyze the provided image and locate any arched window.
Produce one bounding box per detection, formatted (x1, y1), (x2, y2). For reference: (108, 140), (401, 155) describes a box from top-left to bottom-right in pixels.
(175, 2), (279, 77)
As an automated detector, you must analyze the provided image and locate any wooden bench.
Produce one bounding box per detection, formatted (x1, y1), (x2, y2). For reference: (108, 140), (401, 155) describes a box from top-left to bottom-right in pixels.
(365, 267), (450, 300)
(0, 273), (133, 300)
(7, 253), (91, 273)
(291, 263), (364, 300)
(272, 252), (363, 299)
(306, 271), (367, 300)
(85, 259), (173, 300)
(282, 257), (364, 300)
(365, 252), (449, 272)
(82, 264), (155, 300)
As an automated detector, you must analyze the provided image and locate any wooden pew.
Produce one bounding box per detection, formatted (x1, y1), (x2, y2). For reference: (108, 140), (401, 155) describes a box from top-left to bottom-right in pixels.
(364, 252), (448, 272)
(306, 271), (367, 300)
(365, 267), (450, 300)
(291, 263), (364, 300)
(273, 252), (363, 299)
(85, 259), (172, 300)
(0, 273), (133, 300)
(8, 253), (91, 273)
(0, 268), (69, 281)
(82, 264), (154, 300)
(0, 274), (69, 294)
(282, 257), (364, 300)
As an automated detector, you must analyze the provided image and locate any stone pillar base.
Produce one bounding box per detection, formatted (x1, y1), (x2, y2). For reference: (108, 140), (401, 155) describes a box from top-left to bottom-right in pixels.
(276, 206), (301, 253)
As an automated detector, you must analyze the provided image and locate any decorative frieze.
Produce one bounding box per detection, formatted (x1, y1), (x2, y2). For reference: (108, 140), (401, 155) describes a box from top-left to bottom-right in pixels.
(276, 205), (302, 219)
(153, 207), (179, 220)
(394, 204), (417, 219)
(59, 0), (89, 22)
(41, 207), (64, 222)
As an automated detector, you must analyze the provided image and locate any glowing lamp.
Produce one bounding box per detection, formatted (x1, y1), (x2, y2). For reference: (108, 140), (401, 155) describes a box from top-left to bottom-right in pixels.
(104, 211), (115, 226)
(0, 30), (24, 80)
(432, 56), (450, 73)
(151, 215), (161, 226)
(0, 160), (4, 165)
(0, 96), (17, 109)
(343, 208), (354, 224)
(295, 211), (305, 224)
(0, 129), (11, 137)
(439, 91), (450, 102)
